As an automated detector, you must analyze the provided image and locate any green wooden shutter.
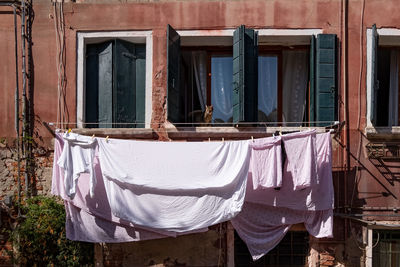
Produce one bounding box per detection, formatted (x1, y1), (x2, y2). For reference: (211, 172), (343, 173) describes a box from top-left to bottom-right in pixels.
(167, 24), (182, 123)
(233, 25), (258, 124)
(114, 39), (136, 128)
(316, 34), (337, 126)
(370, 24), (379, 125)
(97, 41), (113, 128)
(309, 35), (316, 124)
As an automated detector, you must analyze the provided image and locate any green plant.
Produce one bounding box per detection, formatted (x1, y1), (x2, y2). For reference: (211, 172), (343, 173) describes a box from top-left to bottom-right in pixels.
(10, 196), (93, 266)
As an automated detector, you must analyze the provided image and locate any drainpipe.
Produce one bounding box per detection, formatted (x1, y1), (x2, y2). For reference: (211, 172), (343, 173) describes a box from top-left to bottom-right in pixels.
(20, 0), (29, 195)
(365, 228), (373, 267)
(13, 3), (21, 215)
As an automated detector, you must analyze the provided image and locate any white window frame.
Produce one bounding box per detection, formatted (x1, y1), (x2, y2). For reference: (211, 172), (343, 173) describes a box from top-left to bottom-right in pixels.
(76, 31), (153, 128)
(366, 27), (400, 128)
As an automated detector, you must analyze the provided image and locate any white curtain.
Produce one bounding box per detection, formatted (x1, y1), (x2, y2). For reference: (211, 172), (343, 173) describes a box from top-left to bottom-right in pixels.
(282, 50), (309, 126)
(258, 56), (278, 123)
(211, 57), (233, 123)
(389, 50), (399, 126)
(192, 51), (208, 111)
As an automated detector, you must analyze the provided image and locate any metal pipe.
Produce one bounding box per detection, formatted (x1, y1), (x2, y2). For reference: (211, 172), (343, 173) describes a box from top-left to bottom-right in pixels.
(13, 3), (21, 216)
(20, 0), (28, 195)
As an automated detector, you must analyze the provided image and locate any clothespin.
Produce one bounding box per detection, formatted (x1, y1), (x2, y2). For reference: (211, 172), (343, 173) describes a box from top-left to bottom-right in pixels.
(91, 134), (95, 139)
(222, 137), (224, 143)
(208, 137), (211, 142)
(67, 128), (72, 134)
(279, 126), (282, 136)
(106, 136), (109, 143)
(251, 136), (254, 142)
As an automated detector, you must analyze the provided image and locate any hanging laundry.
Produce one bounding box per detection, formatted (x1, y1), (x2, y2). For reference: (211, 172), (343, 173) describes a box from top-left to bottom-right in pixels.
(249, 136), (282, 189)
(52, 133), (206, 241)
(282, 130), (318, 190)
(231, 202), (333, 260)
(232, 132), (334, 260)
(245, 132), (333, 211)
(57, 132), (97, 199)
(97, 137), (251, 232)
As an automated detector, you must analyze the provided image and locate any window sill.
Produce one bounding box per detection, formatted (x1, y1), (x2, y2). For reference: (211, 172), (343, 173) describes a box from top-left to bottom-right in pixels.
(166, 126), (330, 140)
(365, 126), (400, 141)
(72, 128), (155, 139)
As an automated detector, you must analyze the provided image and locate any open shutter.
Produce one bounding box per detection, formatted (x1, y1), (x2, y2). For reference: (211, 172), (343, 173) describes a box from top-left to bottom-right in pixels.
(316, 34), (337, 126)
(233, 25), (258, 124)
(114, 39), (136, 128)
(370, 24), (379, 125)
(309, 35), (316, 124)
(167, 24), (181, 123)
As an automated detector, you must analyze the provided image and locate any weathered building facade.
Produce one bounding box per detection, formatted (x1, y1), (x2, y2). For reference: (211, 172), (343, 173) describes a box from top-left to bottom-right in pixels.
(1, 0), (400, 266)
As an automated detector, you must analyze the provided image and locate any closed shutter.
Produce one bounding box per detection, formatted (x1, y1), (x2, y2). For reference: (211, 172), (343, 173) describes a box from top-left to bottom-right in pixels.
(370, 24), (379, 125)
(233, 25), (258, 124)
(114, 39), (136, 128)
(85, 41), (114, 129)
(309, 35), (316, 124)
(167, 24), (182, 123)
(316, 34), (337, 126)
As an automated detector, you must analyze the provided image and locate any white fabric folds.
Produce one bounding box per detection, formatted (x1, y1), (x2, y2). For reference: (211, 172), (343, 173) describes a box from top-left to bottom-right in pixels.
(57, 132), (97, 199)
(97, 138), (251, 232)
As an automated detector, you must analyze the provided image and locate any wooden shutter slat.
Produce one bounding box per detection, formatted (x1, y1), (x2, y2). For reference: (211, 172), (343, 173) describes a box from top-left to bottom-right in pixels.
(370, 24), (379, 125)
(135, 45), (146, 128)
(316, 34), (337, 126)
(309, 35), (316, 124)
(97, 41), (113, 128)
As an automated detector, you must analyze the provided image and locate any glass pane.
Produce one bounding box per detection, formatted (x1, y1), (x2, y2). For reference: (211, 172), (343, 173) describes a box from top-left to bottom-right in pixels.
(258, 56), (278, 123)
(211, 56), (233, 123)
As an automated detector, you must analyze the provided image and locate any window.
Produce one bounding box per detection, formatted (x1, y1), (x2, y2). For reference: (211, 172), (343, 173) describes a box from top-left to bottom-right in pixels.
(234, 230), (309, 266)
(76, 31), (153, 128)
(367, 25), (400, 127)
(373, 230), (400, 267)
(167, 25), (337, 127)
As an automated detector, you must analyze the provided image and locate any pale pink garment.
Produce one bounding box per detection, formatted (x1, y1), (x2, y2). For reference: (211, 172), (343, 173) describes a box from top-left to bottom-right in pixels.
(52, 133), (205, 241)
(232, 132), (334, 260)
(282, 130), (318, 190)
(231, 202), (333, 260)
(245, 132), (334, 211)
(249, 136), (282, 189)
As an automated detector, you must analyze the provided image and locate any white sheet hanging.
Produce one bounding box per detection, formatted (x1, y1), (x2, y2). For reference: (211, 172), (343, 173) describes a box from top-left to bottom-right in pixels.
(97, 138), (251, 232)
(57, 132), (97, 199)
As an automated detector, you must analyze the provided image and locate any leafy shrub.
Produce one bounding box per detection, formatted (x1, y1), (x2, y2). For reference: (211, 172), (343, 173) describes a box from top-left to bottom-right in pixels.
(10, 196), (93, 266)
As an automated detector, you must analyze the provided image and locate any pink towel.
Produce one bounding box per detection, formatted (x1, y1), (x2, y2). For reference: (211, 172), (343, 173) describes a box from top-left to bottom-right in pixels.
(282, 130), (318, 190)
(249, 136), (282, 189)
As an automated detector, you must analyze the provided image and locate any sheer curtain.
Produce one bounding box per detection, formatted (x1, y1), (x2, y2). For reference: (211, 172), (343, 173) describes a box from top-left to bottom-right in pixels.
(211, 56), (233, 123)
(258, 56), (278, 123)
(192, 51), (208, 112)
(282, 50), (309, 126)
(389, 49), (399, 126)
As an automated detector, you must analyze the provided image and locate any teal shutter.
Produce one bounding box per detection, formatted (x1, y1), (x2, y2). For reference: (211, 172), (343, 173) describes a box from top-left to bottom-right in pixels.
(233, 25), (258, 124)
(370, 24), (379, 125)
(316, 34), (337, 126)
(114, 39), (136, 128)
(167, 24), (182, 123)
(97, 42), (113, 128)
(309, 35), (316, 124)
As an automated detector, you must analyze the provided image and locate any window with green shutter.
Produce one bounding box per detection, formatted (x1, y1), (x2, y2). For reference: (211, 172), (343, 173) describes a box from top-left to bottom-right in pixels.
(166, 26), (338, 127)
(85, 39), (146, 128)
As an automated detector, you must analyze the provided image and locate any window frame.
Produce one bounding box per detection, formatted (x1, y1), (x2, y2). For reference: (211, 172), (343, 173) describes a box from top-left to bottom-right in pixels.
(366, 27), (400, 128)
(172, 28), (323, 126)
(76, 31), (153, 129)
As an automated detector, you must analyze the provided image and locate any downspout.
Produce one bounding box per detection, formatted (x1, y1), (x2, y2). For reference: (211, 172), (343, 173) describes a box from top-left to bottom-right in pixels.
(13, 3), (21, 216)
(20, 0), (29, 195)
